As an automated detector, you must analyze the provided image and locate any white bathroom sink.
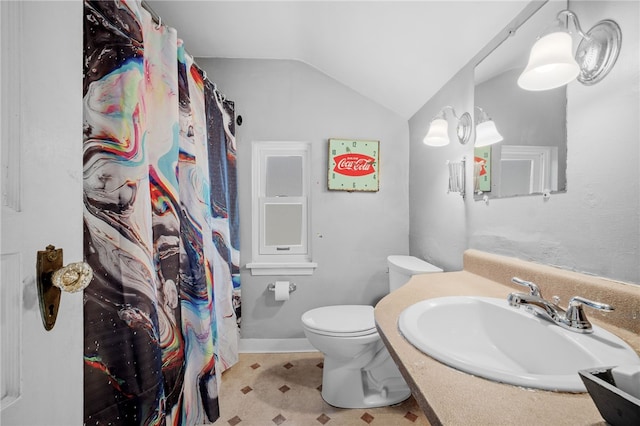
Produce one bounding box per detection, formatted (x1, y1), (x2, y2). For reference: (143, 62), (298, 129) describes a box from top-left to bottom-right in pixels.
(398, 296), (640, 392)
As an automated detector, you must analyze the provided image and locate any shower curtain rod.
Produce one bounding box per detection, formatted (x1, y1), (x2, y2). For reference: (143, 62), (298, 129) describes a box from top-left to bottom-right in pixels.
(140, 0), (225, 97)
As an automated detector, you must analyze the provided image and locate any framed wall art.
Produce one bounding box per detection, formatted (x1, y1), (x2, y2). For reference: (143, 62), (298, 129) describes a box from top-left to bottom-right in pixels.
(328, 138), (379, 192)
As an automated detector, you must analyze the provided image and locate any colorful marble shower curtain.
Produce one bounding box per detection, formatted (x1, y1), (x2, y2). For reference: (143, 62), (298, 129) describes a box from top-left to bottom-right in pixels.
(82, 1), (240, 424)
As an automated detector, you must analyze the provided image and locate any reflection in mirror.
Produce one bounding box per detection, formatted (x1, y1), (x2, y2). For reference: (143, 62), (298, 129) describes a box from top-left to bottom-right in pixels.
(474, 1), (568, 200)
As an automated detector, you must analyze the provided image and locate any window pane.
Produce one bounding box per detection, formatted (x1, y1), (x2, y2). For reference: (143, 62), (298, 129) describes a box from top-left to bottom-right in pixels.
(266, 156), (302, 196)
(264, 204), (303, 246)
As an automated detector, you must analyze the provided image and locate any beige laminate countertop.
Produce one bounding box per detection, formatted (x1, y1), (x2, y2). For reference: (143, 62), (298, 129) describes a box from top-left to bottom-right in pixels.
(374, 269), (640, 426)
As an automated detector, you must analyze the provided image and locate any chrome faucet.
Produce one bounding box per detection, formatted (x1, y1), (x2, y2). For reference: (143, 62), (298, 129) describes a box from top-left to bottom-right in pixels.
(507, 277), (614, 334)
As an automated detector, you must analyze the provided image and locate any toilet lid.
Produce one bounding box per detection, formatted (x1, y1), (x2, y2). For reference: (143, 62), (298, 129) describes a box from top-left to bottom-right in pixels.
(387, 255), (443, 274)
(302, 305), (376, 336)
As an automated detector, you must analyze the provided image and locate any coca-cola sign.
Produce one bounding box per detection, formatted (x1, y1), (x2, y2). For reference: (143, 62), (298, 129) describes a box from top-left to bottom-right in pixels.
(328, 138), (379, 192)
(333, 153), (376, 177)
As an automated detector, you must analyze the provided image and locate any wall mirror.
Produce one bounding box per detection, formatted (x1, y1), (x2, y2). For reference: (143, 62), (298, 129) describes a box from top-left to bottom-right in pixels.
(474, 1), (568, 199)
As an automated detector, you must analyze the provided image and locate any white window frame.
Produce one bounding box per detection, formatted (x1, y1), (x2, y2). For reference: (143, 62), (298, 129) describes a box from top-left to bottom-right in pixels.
(246, 141), (317, 275)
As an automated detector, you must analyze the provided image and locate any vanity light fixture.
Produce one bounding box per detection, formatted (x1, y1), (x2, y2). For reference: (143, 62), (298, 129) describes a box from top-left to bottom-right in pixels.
(474, 106), (504, 147)
(423, 106), (472, 147)
(518, 10), (621, 91)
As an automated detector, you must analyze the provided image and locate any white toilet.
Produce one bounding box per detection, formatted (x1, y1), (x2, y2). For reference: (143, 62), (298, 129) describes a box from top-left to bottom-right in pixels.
(301, 255), (442, 408)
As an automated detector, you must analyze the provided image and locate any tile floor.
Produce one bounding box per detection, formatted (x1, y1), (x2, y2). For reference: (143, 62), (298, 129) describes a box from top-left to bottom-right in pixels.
(212, 352), (430, 426)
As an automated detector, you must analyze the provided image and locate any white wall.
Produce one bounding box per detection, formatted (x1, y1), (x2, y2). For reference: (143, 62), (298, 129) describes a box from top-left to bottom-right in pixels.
(409, 0), (640, 284)
(197, 58), (410, 339)
(408, 65), (472, 272)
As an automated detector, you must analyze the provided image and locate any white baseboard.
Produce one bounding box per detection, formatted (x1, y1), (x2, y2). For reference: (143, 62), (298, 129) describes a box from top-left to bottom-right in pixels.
(239, 338), (317, 353)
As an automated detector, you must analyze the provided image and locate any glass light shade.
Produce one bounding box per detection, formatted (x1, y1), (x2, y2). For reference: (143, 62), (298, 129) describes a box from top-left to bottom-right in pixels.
(474, 120), (503, 147)
(423, 118), (449, 147)
(517, 31), (580, 91)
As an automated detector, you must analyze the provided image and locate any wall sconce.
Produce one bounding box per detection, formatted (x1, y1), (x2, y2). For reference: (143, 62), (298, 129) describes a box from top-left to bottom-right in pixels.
(36, 245), (93, 330)
(474, 106), (504, 147)
(518, 10), (621, 91)
(423, 106), (472, 146)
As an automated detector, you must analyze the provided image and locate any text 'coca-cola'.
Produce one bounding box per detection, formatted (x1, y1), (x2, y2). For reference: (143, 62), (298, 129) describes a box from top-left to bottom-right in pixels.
(332, 153), (376, 177)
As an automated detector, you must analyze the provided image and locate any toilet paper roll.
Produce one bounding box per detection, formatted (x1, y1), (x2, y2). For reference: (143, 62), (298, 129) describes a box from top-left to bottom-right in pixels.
(274, 281), (290, 301)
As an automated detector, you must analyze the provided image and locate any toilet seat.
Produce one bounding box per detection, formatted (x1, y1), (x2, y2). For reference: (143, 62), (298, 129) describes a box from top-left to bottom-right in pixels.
(301, 305), (377, 337)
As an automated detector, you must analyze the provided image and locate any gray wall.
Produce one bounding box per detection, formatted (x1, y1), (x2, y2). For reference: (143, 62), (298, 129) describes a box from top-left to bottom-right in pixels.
(408, 64), (472, 272)
(197, 59), (410, 338)
(409, 0), (640, 284)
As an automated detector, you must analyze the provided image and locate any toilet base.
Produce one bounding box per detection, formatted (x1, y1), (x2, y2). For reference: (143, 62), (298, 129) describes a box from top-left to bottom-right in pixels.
(323, 382), (411, 409)
(320, 346), (411, 409)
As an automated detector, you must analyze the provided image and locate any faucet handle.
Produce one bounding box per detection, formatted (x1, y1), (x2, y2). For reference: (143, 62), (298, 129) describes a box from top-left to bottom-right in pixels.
(569, 296), (614, 312)
(511, 277), (542, 297)
(564, 296), (614, 333)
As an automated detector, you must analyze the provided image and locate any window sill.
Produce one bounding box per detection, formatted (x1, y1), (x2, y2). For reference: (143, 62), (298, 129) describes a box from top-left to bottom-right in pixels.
(246, 261), (318, 276)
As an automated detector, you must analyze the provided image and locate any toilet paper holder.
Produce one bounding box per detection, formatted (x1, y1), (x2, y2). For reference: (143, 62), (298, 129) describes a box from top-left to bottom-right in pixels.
(268, 282), (297, 293)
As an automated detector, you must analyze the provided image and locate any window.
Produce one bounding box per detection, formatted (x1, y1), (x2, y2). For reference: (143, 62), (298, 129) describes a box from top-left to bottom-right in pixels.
(247, 142), (316, 275)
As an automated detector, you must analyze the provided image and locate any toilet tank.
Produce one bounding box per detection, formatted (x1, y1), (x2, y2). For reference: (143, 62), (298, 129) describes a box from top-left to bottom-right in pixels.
(387, 255), (442, 292)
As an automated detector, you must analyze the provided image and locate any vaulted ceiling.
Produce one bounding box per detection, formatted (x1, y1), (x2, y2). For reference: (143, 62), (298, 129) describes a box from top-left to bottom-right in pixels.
(147, 1), (530, 119)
